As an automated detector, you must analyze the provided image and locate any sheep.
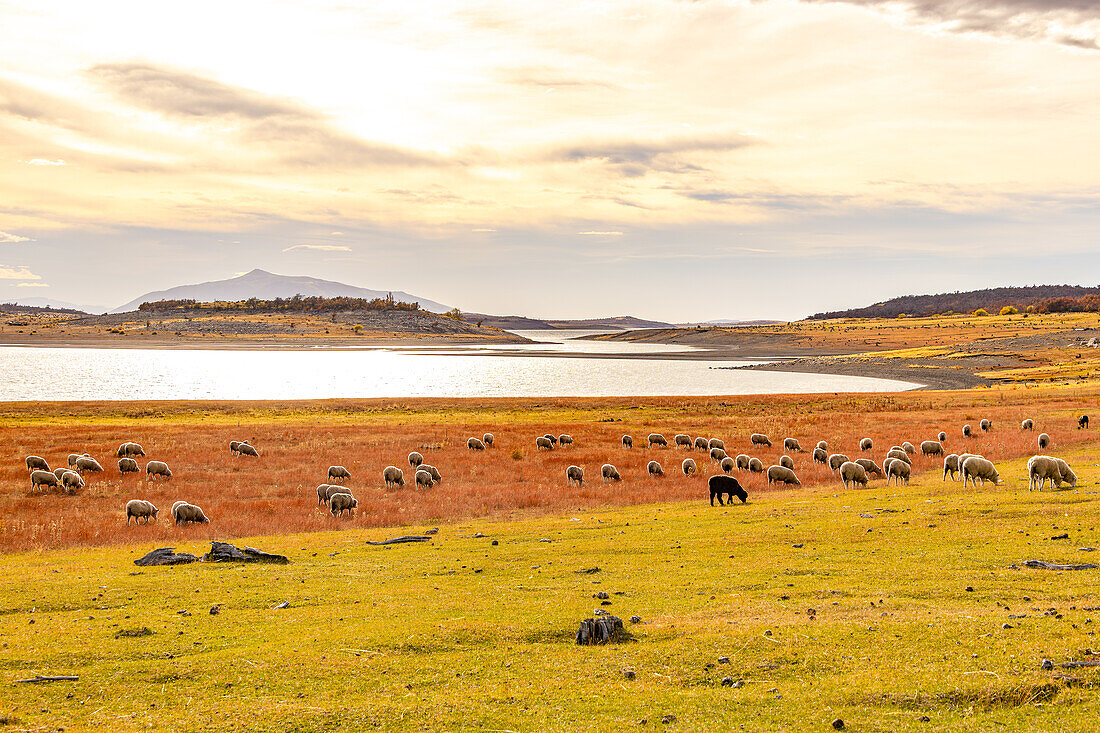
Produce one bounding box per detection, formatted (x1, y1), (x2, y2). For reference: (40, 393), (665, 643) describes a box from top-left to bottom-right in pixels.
(1038, 433), (1050, 449)
(67, 453), (84, 468)
(1079, 415), (1089, 429)
(839, 461), (869, 489)
(961, 456), (1000, 487)
(682, 458), (696, 476)
(467, 437), (486, 451)
(408, 451), (424, 470)
(766, 465), (800, 486)
(330, 492), (358, 517)
(901, 442), (916, 454)
(675, 434), (692, 449)
(942, 454), (960, 481)
(75, 456), (103, 474)
(419, 464), (442, 483)
(566, 465), (584, 486)
(316, 484), (349, 505)
(536, 436), (554, 451)
(647, 460), (664, 478)
(816, 440), (828, 451)
(30, 470), (59, 492)
(779, 455), (794, 469)
(854, 458), (883, 478)
(938, 431), (947, 443)
(238, 443), (259, 457)
(173, 502), (209, 525)
(146, 461), (172, 481)
(328, 465), (351, 483)
(1055, 458), (1078, 488)
(709, 447), (727, 462)
(383, 466), (405, 488)
(558, 434), (574, 448)
(52, 467), (69, 481)
(125, 499), (158, 525)
(980, 419), (992, 432)
(1028, 455), (1075, 491)
(859, 437), (873, 452)
(601, 464), (622, 483)
(750, 433), (772, 447)
(828, 453), (850, 472)
(813, 447), (827, 465)
(963, 424), (972, 437)
(229, 440), (247, 456)
(709, 475), (748, 506)
(171, 500), (188, 515)
(885, 449), (911, 465)
(648, 433), (668, 448)
(116, 442), (146, 458)
(60, 470), (84, 493)
(747, 457), (764, 473)
(885, 459), (910, 485)
(25, 455), (49, 472)
(1021, 419), (1034, 431)
(720, 457), (735, 474)
(693, 436), (709, 451)
(736, 454), (751, 470)
(783, 438), (802, 453)
(622, 435), (633, 449)
(708, 438), (725, 451)
(921, 441), (944, 456)
(483, 433), (494, 448)
(415, 470), (434, 489)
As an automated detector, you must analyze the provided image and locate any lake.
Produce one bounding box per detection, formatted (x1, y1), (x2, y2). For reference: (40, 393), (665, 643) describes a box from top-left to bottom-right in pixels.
(0, 331), (921, 400)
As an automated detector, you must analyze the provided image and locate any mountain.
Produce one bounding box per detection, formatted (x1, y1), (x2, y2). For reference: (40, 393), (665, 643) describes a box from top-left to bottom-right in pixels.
(112, 269), (450, 314)
(466, 313), (675, 330)
(3, 297), (105, 314)
(809, 285), (1100, 320)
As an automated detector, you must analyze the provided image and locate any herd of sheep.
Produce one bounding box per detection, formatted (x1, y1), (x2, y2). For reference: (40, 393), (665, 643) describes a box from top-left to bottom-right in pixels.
(18, 415), (1086, 527)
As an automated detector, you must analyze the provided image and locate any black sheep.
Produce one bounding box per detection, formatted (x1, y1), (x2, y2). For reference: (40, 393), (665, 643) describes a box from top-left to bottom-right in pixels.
(708, 475), (748, 506)
(1080, 415), (1090, 429)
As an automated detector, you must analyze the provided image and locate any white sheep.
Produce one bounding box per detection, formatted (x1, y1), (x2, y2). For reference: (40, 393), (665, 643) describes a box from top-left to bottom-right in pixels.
(694, 437), (709, 451)
(383, 466), (405, 488)
(317, 484), (348, 505)
(328, 465), (351, 483)
(1021, 419), (1034, 431)
(709, 447), (727, 462)
(467, 437), (486, 451)
(622, 435), (633, 449)
(173, 502), (209, 525)
(647, 460), (664, 478)
(720, 457), (735, 474)
(75, 456), (103, 474)
(116, 442), (146, 458)
(30, 470), (59, 492)
(483, 433), (494, 447)
(747, 457), (764, 473)
(536, 436), (554, 451)
(812, 448), (827, 465)
(330, 492), (358, 517)
(543, 434), (559, 446)
(828, 453), (850, 472)
(26, 455), (49, 472)
(708, 438), (725, 451)
(921, 441), (944, 456)
(648, 433), (668, 448)
(938, 431), (947, 443)
(885, 449), (911, 465)
(408, 451), (423, 469)
(675, 434), (692, 449)
(779, 455), (794, 469)
(682, 458), (696, 476)
(885, 459), (910, 485)
(783, 438), (802, 453)
(602, 464), (621, 483)
(980, 419), (992, 432)
(559, 434), (574, 448)
(736, 454), (751, 470)
(766, 465), (800, 486)
(901, 442), (916, 454)
(125, 499), (158, 525)
(1038, 433), (1050, 449)
(854, 458), (883, 478)
(238, 443), (259, 457)
(60, 470), (84, 493)
(942, 454), (960, 481)
(566, 465), (584, 486)
(415, 470), (434, 489)
(816, 440), (828, 451)
(67, 453), (85, 468)
(961, 456), (1000, 487)
(419, 464), (442, 483)
(146, 461), (172, 481)
(839, 461), (868, 489)
(963, 424), (972, 437)
(750, 433), (772, 448)
(859, 438), (873, 452)
(1028, 455), (1077, 491)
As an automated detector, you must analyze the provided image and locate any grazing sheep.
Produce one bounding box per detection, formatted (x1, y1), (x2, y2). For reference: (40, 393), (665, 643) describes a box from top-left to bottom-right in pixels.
(647, 460), (664, 477)
(408, 452), (423, 470)
(709, 447), (727, 462)
(67, 453), (84, 468)
(942, 454), (961, 481)
(839, 461), (869, 489)
(828, 453), (850, 472)
(1028, 455), (1075, 491)
(1055, 458), (1078, 488)
(116, 442), (146, 458)
(601, 464), (622, 483)
(1038, 433), (1050, 449)
(736, 454), (751, 470)
(558, 434), (573, 448)
(483, 433), (494, 448)
(779, 455), (794, 470)
(938, 431), (947, 443)
(859, 437), (873, 452)
(1021, 419), (1034, 431)
(543, 434), (559, 446)
(53, 467), (70, 480)
(693, 436), (709, 451)
(536, 436), (554, 451)
(783, 438), (802, 453)
(709, 475), (748, 506)
(238, 443), (259, 457)
(901, 442), (916, 454)
(885, 459), (911, 485)
(682, 458), (697, 476)
(921, 440), (944, 456)
(720, 457), (735, 474)
(980, 419), (992, 432)
(963, 424), (972, 437)
(171, 500), (188, 515)
(419, 464), (442, 483)
(173, 502), (209, 525)
(622, 435), (634, 449)
(415, 469), (434, 489)
(229, 440), (248, 456)
(328, 465), (351, 483)
(145, 461), (172, 481)
(885, 449), (911, 465)
(467, 437), (486, 451)
(708, 438), (725, 451)
(383, 466), (405, 489)
(816, 440), (828, 451)
(1079, 415), (1089, 429)
(25, 455), (49, 472)
(813, 448), (827, 465)
(766, 465), (800, 486)
(648, 433), (668, 448)
(566, 465), (584, 486)
(854, 458), (883, 478)
(75, 456), (103, 474)
(675, 434), (692, 449)
(30, 470), (59, 492)
(330, 492), (358, 517)
(317, 484), (349, 505)
(125, 499), (158, 525)
(747, 457), (764, 473)
(60, 470), (85, 493)
(961, 456), (1000, 487)
(750, 433), (772, 448)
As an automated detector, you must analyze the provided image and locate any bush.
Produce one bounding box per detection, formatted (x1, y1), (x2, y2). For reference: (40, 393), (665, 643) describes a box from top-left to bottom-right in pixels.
(999, 306), (1018, 315)
(511, 449), (523, 461)
(973, 309), (989, 316)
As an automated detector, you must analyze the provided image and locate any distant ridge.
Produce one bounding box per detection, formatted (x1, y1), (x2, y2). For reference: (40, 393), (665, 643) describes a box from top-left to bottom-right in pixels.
(112, 269), (450, 314)
(466, 313), (675, 330)
(4, 296), (104, 314)
(809, 285), (1100, 320)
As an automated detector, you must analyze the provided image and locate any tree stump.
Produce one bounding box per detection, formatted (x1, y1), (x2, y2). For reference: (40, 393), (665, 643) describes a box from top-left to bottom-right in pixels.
(134, 547), (199, 566)
(576, 615), (625, 645)
(203, 541), (288, 564)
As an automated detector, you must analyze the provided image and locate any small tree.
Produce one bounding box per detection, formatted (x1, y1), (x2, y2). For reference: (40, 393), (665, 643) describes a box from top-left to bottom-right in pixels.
(973, 308), (990, 316)
(444, 307), (465, 321)
(999, 305), (1018, 315)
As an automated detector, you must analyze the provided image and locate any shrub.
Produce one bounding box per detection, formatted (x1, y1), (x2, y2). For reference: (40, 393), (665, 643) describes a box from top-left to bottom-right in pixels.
(973, 309), (989, 316)
(511, 449), (523, 461)
(999, 306), (1018, 315)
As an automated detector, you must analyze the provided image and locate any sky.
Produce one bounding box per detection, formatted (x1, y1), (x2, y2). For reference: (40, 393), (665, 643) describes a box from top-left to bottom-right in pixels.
(1, 0), (1098, 320)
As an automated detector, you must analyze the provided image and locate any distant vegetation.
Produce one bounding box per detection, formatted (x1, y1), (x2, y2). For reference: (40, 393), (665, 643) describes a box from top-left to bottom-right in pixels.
(0, 302), (85, 315)
(137, 293), (422, 313)
(809, 285), (1100, 320)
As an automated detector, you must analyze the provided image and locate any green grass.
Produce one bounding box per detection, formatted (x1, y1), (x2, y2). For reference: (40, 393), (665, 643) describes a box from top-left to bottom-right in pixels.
(2, 447), (1099, 731)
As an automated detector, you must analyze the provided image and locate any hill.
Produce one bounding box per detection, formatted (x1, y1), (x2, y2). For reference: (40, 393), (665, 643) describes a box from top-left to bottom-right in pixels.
(466, 313), (675, 330)
(112, 269), (450, 314)
(809, 285), (1100, 320)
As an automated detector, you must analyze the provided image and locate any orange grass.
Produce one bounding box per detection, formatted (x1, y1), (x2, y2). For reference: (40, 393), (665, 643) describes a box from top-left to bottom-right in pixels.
(1, 386), (1096, 551)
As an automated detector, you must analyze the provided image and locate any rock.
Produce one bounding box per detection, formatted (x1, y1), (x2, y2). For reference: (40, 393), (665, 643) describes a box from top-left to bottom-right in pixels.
(965, 586), (974, 592)
(717, 656), (730, 664)
(595, 591), (610, 599)
(473, 532), (486, 538)
(623, 669), (635, 679)
(601, 600), (612, 606)
(918, 716), (930, 722)
(792, 543), (804, 548)
(273, 601), (290, 610)
(661, 714), (677, 724)
(594, 608), (608, 616)
(721, 677), (734, 687)
(629, 615), (642, 624)
(539, 538), (552, 542)
(203, 542), (289, 564)
(491, 540), (498, 546)
(1051, 533), (1070, 540)
(832, 719), (845, 730)
(134, 548), (199, 566)
(1041, 659), (1054, 670)
(1002, 623), (1013, 629)
(424, 527), (438, 535)
(209, 604), (221, 615)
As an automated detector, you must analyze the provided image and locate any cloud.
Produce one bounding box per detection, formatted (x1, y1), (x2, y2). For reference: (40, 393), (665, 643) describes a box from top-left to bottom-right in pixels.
(797, 0), (1100, 49)
(15, 282), (48, 288)
(281, 244), (352, 253)
(0, 265), (41, 280)
(578, 230), (624, 236)
(0, 231), (33, 243)
(547, 134), (758, 177)
(24, 158), (66, 166)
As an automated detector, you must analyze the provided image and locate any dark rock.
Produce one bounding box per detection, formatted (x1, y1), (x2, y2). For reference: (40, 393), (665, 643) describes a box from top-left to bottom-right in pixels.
(114, 627), (153, 638)
(623, 669), (635, 679)
(595, 591), (610, 599)
(209, 605), (221, 615)
(965, 586), (974, 592)
(1051, 533), (1070, 540)
(491, 540), (498, 546)
(203, 542), (289, 564)
(832, 719), (845, 730)
(424, 527), (439, 535)
(661, 715), (677, 724)
(721, 677), (734, 687)
(1041, 659), (1054, 670)
(134, 548), (199, 566)
(717, 656), (730, 664)
(629, 615), (642, 624)
(918, 716), (930, 722)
